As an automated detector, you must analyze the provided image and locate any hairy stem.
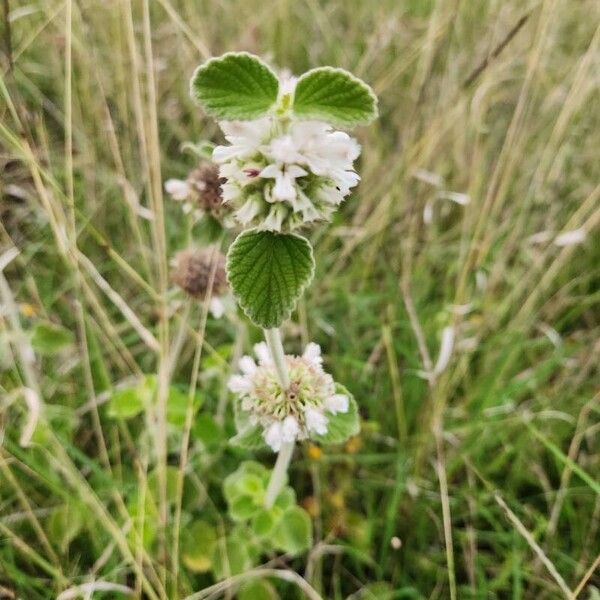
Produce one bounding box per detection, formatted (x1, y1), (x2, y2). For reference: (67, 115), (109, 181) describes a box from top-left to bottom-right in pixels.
(264, 441), (294, 508)
(263, 327), (293, 506)
(264, 327), (290, 389)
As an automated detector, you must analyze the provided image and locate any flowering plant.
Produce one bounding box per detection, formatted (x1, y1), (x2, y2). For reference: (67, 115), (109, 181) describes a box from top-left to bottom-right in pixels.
(189, 52), (376, 509)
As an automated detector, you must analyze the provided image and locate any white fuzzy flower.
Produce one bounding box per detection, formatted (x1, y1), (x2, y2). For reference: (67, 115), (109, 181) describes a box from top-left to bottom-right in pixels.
(260, 163), (308, 202)
(281, 415), (300, 442)
(209, 297), (225, 319)
(228, 342), (347, 452)
(164, 178), (190, 200)
(213, 118), (273, 163)
(264, 421), (284, 452)
(211, 84), (362, 232)
(324, 393), (349, 414)
(304, 407), (328, 435)
(302, 342), (323, 366)
(228, 375), (252, 394)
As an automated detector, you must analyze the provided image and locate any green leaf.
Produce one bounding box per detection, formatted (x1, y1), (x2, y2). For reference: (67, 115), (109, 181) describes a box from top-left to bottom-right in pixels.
(271, 506), (313, 555)
(166, 385), (202, 427)
(226, 229), (315, 329)
(148, 465), (180, 504)
(230, 495), (260, 522)
(293, 67), (378, 127)
(251, 508), (277, 538)
(274, 487), (296, 510)
(190, 52), (279, 120)
(224, 461), (269, 505)
(107, 387), (145, 419)
(181, 520), (217, 573)
(238, 580), (280, 600)
(31, 322), (74, 355)
(313, 384), (360, 445)
(212, 536), (253, 579)
(48, 503), (83, 552)
(193, 413), (224, 446)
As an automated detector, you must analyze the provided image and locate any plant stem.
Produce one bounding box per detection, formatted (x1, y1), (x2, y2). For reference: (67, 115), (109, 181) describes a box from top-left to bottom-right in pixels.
(264, 327), (290, 389)
(264, 441), (294, 508)
(263, 327), (293, 507)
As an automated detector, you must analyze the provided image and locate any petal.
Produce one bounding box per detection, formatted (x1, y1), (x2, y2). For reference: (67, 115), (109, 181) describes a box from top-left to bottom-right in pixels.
(254, 342), (272, 365)
(209, 297), (225, 319)
(302, 342), (322, 366)
(262, 204), (287, 231)
(286, 165), (308, 178)
(164, 179), (190, 200)
(264, 422), (283, 452)
(273, 173), (296, 201)
(305, 407), (328, 435)
(259, 163), (281, 179)
(212, 145), (241, 163)
(236, 197), (262, 224)
(239, 355), (257, 375)
(281, 416), (300, 442)
(228, 374), (251, 394)
(324, 393), (349, 414)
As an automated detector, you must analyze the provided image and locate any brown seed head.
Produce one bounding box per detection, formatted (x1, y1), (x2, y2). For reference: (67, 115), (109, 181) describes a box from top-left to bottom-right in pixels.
(171, 247), (227, 298)
(186, 163), (226, 215)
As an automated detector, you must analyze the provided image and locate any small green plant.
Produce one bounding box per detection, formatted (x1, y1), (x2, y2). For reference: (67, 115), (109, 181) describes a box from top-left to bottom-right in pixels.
(190, 52), (376, 526)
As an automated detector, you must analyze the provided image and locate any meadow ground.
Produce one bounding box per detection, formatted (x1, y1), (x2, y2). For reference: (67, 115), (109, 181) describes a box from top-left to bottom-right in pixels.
(0, 0), (599, 598)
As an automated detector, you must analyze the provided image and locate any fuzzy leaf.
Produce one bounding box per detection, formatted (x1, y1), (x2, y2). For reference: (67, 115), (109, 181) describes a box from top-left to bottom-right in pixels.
(226, 229), (315, 329)
(313, 384), (360, 445)
(181, 520), (217, 573)
(272, 506), (313, 555)
(211, 536), (252, 579)
(293, 67), (377, 127)
(190, 52), (279, 120)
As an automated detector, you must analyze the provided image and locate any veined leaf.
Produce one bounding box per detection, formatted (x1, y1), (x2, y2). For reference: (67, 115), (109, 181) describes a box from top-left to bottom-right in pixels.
(226, 229), (315, 329)
(293, 67), (378, 127)
(190, 52), (279, 120)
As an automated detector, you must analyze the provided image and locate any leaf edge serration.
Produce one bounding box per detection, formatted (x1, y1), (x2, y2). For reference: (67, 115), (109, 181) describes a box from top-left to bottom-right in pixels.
(189, 51), (280, 121)
(292, 66), (379, 127)
(226, 228), (316, 329)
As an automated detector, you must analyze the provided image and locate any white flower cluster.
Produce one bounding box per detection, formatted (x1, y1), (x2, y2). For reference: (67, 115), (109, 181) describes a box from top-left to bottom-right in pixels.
(214, 89), (361, 232)
(228, 342), (349, 452)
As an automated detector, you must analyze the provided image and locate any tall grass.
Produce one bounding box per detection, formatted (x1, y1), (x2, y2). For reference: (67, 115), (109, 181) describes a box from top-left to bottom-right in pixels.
(1, 0), (599, 598)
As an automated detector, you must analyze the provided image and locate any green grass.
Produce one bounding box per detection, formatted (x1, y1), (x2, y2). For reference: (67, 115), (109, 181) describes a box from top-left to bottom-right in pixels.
(1, 0), (599, 598)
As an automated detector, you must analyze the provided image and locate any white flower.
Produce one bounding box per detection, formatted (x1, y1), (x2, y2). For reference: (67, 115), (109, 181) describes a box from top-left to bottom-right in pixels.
(209, 297), (225, 319)
(253, 342), (272, 366)
(228, 342), (347, 452)
(264, 421), (284, 452)
(164, 178), (190, 200)
(211, 88), (362, 232)
(324, 393), (349, 414)
(213, 118), (273, 163)
(228, 374), (251, 394)
(239, 355), (257, 375)
(305, 407), (328, 435)
(260, 163), (308, 201)
(281, 416), (300, 442)
(302, 342), (322, 366)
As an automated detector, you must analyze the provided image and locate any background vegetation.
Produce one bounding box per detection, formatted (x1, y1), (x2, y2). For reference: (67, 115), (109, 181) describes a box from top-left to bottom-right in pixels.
(1, 0), (599, 598)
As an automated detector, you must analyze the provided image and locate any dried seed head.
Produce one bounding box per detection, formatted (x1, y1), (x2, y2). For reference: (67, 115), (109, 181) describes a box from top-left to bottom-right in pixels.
(171, 247), (227, 298)
(186, 163), (227, 215)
